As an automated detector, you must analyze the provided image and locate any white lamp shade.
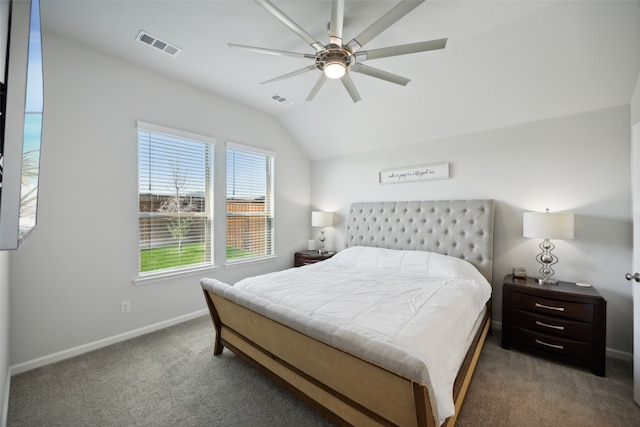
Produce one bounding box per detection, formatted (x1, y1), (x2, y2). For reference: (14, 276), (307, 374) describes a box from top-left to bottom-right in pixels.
(523, 211), (574, 240)
(312, 211), (334, 227)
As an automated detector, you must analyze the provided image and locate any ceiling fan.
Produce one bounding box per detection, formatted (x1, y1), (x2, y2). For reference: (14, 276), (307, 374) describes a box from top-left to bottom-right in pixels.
(229, 0), (447, 103)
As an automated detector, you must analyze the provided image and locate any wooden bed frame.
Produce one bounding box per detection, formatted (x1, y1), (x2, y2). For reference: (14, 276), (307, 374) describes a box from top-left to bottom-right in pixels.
(202, 200), (495, 426)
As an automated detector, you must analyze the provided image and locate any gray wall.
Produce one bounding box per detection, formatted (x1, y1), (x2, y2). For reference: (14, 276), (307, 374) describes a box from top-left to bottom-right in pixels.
(0, 251), (8, 425)
(633, 74), (640, 126)
(311, 105), (633, 355)
(8, 32), (311, 366)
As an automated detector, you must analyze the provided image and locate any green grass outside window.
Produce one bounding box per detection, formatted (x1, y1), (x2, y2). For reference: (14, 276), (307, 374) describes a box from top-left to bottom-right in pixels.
(140, 244), (257, 272)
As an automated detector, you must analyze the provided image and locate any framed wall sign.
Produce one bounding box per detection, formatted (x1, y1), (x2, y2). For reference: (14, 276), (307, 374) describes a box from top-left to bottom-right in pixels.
(379, 163), (450, 184)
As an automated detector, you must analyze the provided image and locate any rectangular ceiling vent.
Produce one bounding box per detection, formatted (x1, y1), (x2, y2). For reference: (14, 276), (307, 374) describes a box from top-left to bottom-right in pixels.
(270, 94), (294, 105)
(136, 30), (182, 57)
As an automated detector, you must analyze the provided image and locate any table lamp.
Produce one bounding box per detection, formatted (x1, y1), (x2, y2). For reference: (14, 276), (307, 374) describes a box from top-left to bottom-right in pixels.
(311, 211), (334, 254)
(523, 208), (574, 284)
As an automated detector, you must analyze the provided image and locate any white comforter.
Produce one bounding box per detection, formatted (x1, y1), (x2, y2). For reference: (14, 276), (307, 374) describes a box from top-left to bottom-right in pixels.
(201, 246), (491, 425)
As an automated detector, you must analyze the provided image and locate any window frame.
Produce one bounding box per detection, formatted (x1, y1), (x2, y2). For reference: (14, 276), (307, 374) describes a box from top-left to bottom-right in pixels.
(225, 141), (275, 266)
(135, 121), (216, 284)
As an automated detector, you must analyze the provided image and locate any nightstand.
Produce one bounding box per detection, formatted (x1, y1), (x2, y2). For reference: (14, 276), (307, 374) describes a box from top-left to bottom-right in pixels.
(501, 274), (606, 376)
(294, 250), (335, 267)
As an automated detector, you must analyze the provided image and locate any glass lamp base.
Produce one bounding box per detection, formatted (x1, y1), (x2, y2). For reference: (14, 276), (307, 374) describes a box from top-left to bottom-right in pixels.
(536, 277), (558, 285)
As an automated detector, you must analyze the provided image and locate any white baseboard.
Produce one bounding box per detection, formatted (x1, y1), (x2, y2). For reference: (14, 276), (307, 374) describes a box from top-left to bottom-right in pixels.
(606, 347), (633, 363)
(8, 309), (208, 377)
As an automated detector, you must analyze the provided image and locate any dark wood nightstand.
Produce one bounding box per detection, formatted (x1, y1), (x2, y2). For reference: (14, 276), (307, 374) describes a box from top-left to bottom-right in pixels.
(294, 250), (335, 267)
(501, 274), (606, 376)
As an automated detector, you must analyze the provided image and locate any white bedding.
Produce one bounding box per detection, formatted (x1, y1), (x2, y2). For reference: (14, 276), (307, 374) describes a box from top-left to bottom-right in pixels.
(201, 246), (491, 425)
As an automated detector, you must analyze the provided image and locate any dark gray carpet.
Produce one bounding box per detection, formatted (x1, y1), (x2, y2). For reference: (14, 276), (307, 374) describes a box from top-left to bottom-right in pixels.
(7, 316), (640, 426)
(458, 334), (640, 426)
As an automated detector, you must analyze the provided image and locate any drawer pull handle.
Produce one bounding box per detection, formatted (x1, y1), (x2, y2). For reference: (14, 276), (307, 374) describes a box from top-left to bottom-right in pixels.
(535, 302), (565, 312)
(536, 320), (565, 331)
(535, 339), (564, 350)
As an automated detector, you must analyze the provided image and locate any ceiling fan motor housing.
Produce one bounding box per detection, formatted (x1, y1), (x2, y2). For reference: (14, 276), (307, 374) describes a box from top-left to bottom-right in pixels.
(316, 45), (354, 78)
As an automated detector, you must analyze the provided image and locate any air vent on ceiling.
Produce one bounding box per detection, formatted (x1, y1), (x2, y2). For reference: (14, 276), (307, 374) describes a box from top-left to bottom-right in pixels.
(270, 94), (294, 105)
(136, 30), (182, 57)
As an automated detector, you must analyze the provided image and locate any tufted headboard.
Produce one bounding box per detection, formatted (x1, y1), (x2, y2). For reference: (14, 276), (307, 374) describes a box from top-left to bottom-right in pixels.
(345, 200), (495, 283)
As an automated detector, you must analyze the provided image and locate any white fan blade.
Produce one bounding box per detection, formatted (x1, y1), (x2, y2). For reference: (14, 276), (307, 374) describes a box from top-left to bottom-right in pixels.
(228, 43), (315, 59)
(351, 63), (410, 86)
(346, 0), (425, 53)
(341, 73), (362, 103)
(356, 38), (447, 61)
(255, 0), (325, 53)
(306, 74), (328, 101)
(261, 65), (317, 84)
(329, 0), (345, 46)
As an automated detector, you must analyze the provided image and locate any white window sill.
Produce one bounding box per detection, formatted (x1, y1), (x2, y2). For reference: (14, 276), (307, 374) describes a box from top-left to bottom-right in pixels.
(224, 255), (277, 270)
(134, 264), (220, 286)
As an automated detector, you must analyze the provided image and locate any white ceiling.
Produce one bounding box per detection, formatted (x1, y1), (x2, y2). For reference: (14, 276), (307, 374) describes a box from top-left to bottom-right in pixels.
(40, 0), (640, 161)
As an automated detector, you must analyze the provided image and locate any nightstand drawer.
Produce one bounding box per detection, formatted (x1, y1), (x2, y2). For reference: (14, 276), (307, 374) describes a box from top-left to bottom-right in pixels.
(298, 258), (323, 266)
(512, 309), (593, 342)
(512, 292), (593, 322)
(294, 250), (335, 267)
(513, 327), (593, 362)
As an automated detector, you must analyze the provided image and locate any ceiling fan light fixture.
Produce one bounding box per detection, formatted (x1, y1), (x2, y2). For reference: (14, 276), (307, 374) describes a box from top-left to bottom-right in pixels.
(231, 0), (447, 102)
(324, 60), (346, 79)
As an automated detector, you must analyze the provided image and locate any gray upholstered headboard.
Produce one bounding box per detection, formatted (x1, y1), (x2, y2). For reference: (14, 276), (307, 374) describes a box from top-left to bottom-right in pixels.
(345, 200), (495, 283)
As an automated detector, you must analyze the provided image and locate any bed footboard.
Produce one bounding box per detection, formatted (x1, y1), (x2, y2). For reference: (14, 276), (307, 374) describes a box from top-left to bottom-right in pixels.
(202, 288), (491, 427)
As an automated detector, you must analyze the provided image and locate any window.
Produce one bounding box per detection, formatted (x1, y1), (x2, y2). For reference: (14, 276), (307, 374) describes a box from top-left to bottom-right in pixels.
(137, 122), (214, 276)
(226, 142), (274, 263)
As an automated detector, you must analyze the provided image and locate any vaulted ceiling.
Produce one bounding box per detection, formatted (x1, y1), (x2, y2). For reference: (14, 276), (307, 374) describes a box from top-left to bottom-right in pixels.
(41, 0), (640, 160)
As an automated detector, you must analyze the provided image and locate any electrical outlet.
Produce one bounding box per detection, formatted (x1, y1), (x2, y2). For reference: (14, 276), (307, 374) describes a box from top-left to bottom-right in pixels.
(120, 300), (131, 314)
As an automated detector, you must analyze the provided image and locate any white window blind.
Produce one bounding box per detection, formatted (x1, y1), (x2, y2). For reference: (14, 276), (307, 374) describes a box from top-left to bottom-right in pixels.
(226, 142), (274, 262)
(138, 122), (214, 276)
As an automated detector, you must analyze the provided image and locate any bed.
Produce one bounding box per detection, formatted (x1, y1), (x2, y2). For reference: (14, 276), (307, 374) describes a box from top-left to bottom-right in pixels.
(201, 200), (495, 426)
